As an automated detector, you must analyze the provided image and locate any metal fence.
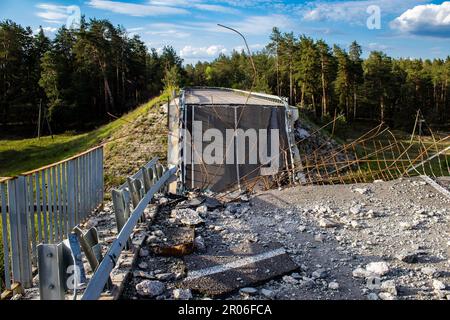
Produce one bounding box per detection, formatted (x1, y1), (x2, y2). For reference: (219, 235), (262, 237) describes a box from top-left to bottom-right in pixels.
(82, 158), (175, 300)
(1, 146), (104, 290)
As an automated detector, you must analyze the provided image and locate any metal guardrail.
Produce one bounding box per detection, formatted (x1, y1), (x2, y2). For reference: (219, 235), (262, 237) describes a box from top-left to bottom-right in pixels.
(1, 146), (104, 290)
(81, 158), (176, 300)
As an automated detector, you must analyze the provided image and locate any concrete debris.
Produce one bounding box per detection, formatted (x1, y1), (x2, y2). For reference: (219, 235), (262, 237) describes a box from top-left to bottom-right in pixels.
(296, 128), (310, 139)
(196, 205), (208, 216)
(421, 267), (438, 277)
(314, 234), (325, 242)
(399, 221), (420, 231)
(239, 287), (258, 295)
(395, 250), (426, 263)
(155, 273), (174, 281)
(151, 226), (194, 257)
(319, 218), (340, 228)
(433, 280), (446, 291)
(260, 288), (275, 299)
(181, 242), (297, 296)
(174, 208), (204, 226)
(378, 292), (396, 300)
(367, 293), (379, 300)
(136, 280), (165, 297)
(139, 248), (149, 257)
(172, 288), (192, 300)
(194, 236), (206, 252)
(291, 272), (302, 279)
(204, 197), (222, 210)
(353, 188), (369, 195)
(328, 282), (340, 290)
(380, 280), (397, 296)
(133, 270), (154, 279)
(159, 197), (169, 205)
(365, 262), (390, 276)
(349, 205), (361, 215)
(283, 276), (298, 284)
(350, 220), (360, 229)
(352, 268), (370, 278)
(312, 268), (328, 279)
(366, 276), (381, 290)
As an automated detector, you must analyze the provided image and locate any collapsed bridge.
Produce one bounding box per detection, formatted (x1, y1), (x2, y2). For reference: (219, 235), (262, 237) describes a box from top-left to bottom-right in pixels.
(168, 87), (301, 193)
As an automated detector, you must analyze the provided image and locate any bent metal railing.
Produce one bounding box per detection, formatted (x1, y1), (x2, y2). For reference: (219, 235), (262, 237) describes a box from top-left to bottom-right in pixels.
(0, 146), (104, 290)
(82, 159), (176, 300)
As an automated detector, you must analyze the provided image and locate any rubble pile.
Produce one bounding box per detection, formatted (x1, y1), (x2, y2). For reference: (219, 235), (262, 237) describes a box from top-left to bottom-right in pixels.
(294, 121), (357, 181)
(122, 176), (450, 300)
(22, 176), (449, 301)
(294, 121), (352, 164)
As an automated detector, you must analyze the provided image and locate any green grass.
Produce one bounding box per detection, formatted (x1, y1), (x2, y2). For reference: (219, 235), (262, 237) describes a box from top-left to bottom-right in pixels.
(332, 121), (450, 180)
(0, 94), (169, 178)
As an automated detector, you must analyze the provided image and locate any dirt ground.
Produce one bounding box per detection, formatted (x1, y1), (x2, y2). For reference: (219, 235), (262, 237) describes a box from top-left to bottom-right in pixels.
(123, 176), (450, 300)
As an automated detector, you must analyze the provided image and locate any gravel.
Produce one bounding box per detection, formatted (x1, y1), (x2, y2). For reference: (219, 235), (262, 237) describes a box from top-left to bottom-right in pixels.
(122, 176), (450, 300)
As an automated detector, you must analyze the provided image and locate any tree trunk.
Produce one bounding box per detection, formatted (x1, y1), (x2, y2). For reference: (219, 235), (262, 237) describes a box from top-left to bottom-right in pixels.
(289, 61), (293, 105)
(276, 49), (280, 96)
(300, 83), (305, 108)
(321, 60), (327, 118)
(103, 75), (114, 112)
(312, 93), (317, 118)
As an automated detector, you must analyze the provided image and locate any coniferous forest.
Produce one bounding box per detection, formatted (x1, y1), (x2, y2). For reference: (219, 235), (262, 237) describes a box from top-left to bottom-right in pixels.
(1, 20), (450, 135)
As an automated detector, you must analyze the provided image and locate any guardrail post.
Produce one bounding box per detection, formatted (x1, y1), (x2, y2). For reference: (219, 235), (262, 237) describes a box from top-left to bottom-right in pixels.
(127, 178), (142, 208)
(82, 166), (176, 300)
(37, 243), (65, 300)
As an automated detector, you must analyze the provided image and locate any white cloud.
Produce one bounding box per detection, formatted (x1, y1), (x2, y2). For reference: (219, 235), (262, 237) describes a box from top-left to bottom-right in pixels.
(228, 14), (293, 35)
(366, 42), (390, 51)
(193, 4), (239, 14)
(149, 0), (193, 5)
(146, 29), (191, 38)
(145, 14), (292, 38)
(180, 45), (227, 58)
(34, 26), (58, 35)
(390, 1), (450, 37)
(302, 0), (426, 24)
(191, 14), (293, 35)
(36, 3), (70, 24)
(88, 0), (238, 16)
(127, 27), (145, 32)
(87, 0), (189, 16)
(211, 0), (284, 9)
(233, 43), (264, 52)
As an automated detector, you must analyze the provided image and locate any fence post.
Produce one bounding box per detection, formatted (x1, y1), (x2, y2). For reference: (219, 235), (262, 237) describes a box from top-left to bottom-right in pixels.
(9, 177), (33, 288)
(1, 183), (11, 290)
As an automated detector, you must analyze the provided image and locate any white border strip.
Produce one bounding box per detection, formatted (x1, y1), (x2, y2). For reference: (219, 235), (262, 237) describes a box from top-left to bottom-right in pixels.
(185, 248), (286, 281)
(420, 175), (450, 200)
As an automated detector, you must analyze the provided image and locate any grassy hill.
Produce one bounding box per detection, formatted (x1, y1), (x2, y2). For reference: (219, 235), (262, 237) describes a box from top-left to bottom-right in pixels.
(1, 93), (170, 289)
(0, 93), (170, 189)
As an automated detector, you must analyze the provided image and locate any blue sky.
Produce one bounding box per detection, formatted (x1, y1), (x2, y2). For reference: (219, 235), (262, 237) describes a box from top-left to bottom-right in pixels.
(1, 0), (450, 64)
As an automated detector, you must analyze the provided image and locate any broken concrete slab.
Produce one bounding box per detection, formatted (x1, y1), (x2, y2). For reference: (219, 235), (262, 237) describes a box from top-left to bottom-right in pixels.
(151, 226), (195, 257)
(180, 242), (297, 296)
(173, 208), (204, 226)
